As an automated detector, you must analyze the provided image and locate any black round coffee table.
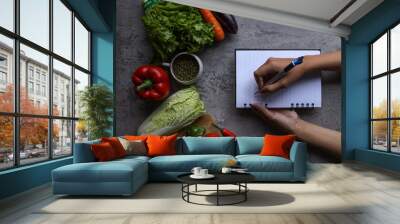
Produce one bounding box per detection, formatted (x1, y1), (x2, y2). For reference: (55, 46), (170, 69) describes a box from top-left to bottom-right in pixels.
(177, 173), (255, 206)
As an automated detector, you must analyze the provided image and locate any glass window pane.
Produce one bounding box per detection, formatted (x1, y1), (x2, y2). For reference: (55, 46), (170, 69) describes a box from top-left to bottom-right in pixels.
(391, 72), (400, 118)
(0, 116), (14, 170)
(0, 34), (14, 113)
(53, 0), (72, 60)
(391, 24), (400, 70)
(53, 119), (72, 158)
(20, 117), (49, 165)
(372, 33), (388, 76)
(74, 17), (89, 70)
(74, 69), (89, 118)
(75, 120), (88, 143)
(20, 44), (49, 115)
(20, 0), (49, 49)
(372, 76), (387, 119)
(53, 59), (72, 117)
(391, 120), (400, 153)
(0, 0), (14, 31)
(372, 121), (388, 151)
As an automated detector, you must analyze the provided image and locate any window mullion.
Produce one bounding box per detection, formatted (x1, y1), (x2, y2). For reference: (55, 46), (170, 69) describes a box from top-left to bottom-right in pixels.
(13, 0), (20, 167)
(48, 0), (54, 160)
(388, 30), (391, 152)
(71, 10), (76, 155)
(370, 44), (373, 149)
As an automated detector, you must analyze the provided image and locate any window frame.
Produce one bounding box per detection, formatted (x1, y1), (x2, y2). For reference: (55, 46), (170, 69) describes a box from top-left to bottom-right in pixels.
(370, 21), (400, 154)
(0, 0), (92, 171)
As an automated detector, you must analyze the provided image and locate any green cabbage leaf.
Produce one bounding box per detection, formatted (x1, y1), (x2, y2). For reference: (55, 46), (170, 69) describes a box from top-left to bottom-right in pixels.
(138, 86), (206, 135)
(142, 1), (214, 61)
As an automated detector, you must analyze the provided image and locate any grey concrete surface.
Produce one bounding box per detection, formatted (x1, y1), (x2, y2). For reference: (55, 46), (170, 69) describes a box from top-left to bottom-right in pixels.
(116, 0), (341, 161)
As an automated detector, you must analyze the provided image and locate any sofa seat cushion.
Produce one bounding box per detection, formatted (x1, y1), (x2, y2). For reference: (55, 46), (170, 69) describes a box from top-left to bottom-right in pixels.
(236, 137), (263, 155)
(236, 155), (293, 172)
(149, 154), (235, 172)
(117, 155), (150, 163)
(53, 159), (147, 183)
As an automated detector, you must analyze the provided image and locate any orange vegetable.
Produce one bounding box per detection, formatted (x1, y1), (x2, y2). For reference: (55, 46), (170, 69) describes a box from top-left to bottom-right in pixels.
(199, 9), (225, 42)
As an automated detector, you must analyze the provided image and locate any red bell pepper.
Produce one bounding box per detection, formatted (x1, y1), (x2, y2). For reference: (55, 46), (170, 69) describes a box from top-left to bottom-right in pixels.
(131, 65), (170, 101)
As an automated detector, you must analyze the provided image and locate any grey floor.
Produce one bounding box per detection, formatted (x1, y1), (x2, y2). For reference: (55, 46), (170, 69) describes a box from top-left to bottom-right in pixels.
(1, 162), (400, 224)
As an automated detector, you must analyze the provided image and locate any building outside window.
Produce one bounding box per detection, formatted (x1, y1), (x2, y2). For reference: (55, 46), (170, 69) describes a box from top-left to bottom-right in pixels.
(0, 54), (7, 67)
(0, 54), (7, 90)
(41, 73), (46, 83)
(28, 81), (34, 94)
(41, 85), (46, 97)
(0, 0), (91, 170)
(28, 66), (34, 80)
(0, 71), (6, 84)
(35, 70), (40, 81)
(371, 22), (400, 154)
(35, 83), (40, 95)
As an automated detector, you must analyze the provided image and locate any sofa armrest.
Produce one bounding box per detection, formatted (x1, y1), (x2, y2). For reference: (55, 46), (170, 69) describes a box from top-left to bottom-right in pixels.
(73, 141), (99, 163)
(289, 141), (308, 181)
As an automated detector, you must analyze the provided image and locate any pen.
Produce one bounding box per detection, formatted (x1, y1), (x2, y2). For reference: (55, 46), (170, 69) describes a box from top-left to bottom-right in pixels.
(255, 56), (304, 95)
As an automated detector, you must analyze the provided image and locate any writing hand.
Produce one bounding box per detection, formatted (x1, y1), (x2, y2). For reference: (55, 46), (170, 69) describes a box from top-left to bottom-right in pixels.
(253, 57), (306, 94)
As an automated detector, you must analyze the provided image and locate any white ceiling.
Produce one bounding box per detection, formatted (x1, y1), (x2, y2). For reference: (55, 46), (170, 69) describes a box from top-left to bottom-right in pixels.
(226, 0), (352, 22)
(167, 0), (384, 38)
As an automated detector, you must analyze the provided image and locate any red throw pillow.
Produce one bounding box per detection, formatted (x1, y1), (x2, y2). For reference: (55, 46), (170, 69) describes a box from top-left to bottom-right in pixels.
(91, 142), (118, 162)
(260, 134), (296, 159)
(101, 137), (127, 158)
(146, 135), (177, 157)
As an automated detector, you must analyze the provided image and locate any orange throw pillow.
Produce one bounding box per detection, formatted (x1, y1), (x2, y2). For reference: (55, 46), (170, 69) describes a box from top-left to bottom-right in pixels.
(91, 142), (117, 162)
(260, 134), (296, 159)
(146, 135), (177, 157)
(101, 137), (127, 158)
(124, 135), (148, 141)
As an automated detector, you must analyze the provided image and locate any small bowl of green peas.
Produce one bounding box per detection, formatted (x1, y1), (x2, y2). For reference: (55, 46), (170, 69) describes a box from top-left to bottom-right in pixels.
(163, 52), (203, 85)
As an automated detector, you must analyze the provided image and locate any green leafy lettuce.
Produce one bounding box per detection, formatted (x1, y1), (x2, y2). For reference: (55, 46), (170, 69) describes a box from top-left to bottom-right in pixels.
(138, 86), (206, 135)
(142, 1), (214, 61)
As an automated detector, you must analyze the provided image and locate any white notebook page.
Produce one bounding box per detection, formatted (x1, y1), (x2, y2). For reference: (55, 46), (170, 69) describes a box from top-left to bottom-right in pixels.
(235, 50), (321, 108)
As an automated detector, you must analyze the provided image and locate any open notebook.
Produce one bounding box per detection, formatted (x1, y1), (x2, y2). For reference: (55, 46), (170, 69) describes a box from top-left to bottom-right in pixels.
(235, 49), (321, 109)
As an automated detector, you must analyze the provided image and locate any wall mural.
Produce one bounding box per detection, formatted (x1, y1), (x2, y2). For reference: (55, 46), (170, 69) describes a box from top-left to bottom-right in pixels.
(116, 0), (342, 162)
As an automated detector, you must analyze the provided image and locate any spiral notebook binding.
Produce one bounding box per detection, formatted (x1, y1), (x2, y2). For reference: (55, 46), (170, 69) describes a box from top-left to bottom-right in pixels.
(241, 103), (315, 108)
(290, 102), (315, 108)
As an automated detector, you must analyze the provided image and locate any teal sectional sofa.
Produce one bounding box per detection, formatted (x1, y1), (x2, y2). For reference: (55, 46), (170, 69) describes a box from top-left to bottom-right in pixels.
(52, 137), (307, 196)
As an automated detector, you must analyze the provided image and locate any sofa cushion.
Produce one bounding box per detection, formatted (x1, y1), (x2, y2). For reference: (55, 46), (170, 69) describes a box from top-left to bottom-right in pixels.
(260, 134), (295, 159)
(118, 137), (147, 156)
(101, 137), (127, 158)
(53, 158), (147, 183)
(147, 135), (178, 157)
(149, 154), (235, 172)
(180, 137), (235, 155)
(73, 139), (100, 163)
(236, 155), (293, 172)
(91, 142), (118, 162)
(115, 155), (150, 164)
(236, 137), (263, 155)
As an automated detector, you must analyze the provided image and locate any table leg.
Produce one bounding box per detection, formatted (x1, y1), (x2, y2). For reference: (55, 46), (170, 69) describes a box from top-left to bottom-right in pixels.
(181, 184), (183, 199)
(195, 184), (198, 192)
(187, 184), (190, 202)
(217, 184), (219, 206)
(245, 183), (247, 201)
